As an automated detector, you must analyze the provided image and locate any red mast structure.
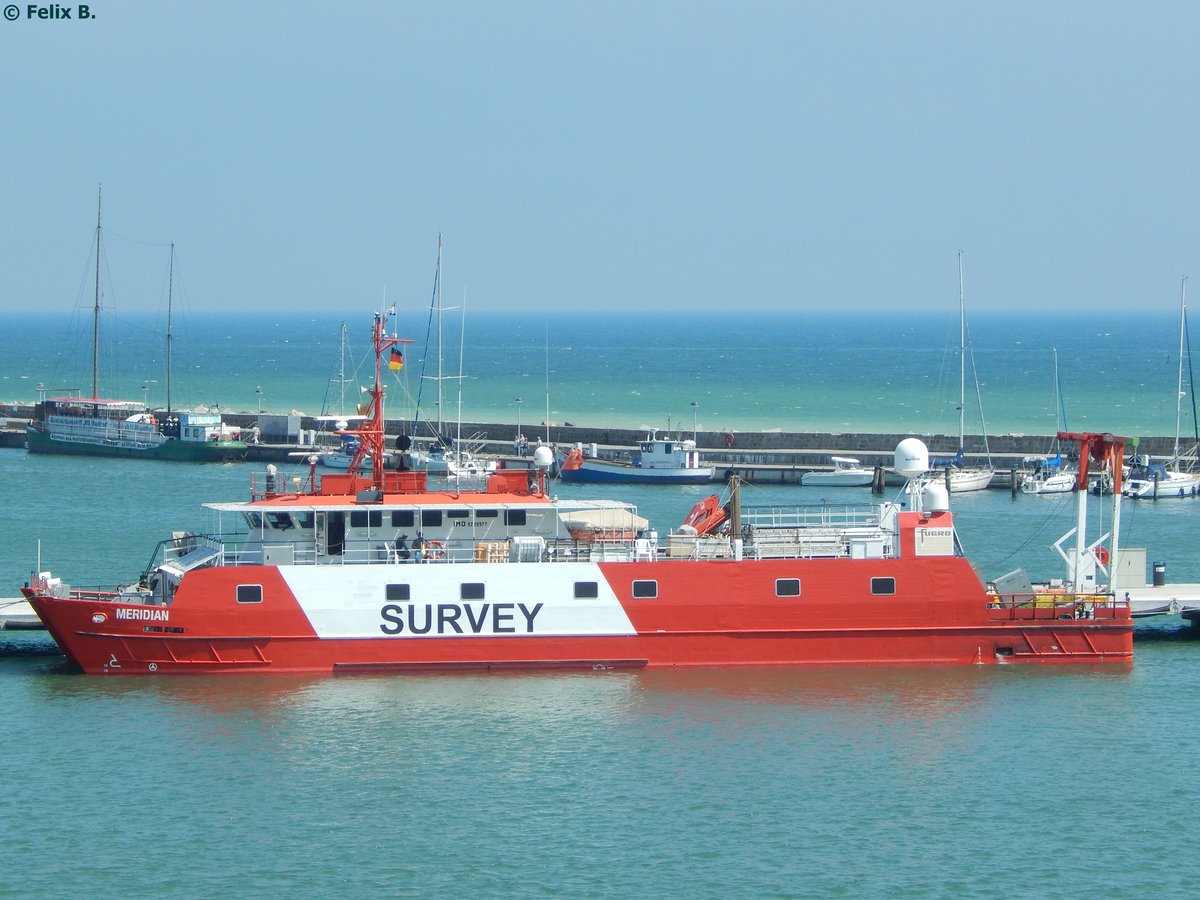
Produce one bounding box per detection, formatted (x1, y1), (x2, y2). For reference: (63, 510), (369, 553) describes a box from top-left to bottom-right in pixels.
(343, 311), (412, 487)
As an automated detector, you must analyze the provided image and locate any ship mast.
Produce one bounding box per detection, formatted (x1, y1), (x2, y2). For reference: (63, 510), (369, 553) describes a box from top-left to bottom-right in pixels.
(92, 185), (102, 401)
(347, 311), (412, 486)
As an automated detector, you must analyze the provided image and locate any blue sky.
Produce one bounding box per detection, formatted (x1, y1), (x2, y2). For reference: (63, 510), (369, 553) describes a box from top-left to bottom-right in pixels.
(1, 1), (1198, 315)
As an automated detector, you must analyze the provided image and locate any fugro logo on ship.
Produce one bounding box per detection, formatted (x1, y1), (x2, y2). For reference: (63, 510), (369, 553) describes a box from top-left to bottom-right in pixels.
(380, 602), (545, 636)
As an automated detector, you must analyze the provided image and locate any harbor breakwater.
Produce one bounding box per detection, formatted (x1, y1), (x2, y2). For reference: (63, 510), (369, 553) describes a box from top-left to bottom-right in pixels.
(1, 405), (1183, 475)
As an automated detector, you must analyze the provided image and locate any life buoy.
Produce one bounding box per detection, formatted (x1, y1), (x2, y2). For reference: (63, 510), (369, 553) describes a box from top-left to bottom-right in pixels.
(1095, 545), (1110, 566)
(424, 540), (446, 561)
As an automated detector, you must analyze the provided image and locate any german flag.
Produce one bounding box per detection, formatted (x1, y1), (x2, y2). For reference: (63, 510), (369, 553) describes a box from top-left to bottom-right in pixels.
(388, 348), (404, 371)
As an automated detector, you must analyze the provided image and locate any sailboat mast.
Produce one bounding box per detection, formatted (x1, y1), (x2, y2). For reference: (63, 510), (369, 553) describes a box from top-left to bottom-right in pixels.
(1175, 276), (1188, 460)
(436, 234), (444, 436)
(457, 290), (466, 457)
(338, 321), (347, 415)
(92, 185), (102, 400)
(1053, 347), (1065, 431)
(958, 251), (966, 454)
(166, 242), (174, 413)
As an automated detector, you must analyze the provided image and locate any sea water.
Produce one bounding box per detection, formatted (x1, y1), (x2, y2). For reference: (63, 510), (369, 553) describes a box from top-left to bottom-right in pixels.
(0, 308), (1194, 439)
(3, 311), (1200, 897)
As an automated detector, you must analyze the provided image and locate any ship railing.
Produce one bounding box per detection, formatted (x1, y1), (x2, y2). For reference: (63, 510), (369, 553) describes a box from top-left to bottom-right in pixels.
(987, 590), (1128, 621)
(211, 534), (657, 566)
(741, 504), (883, 532)
(250, 469), (317, 501)
(663, 534), (735, 560)
(28, 569), (119, 601)
(67, 588), (123, 601)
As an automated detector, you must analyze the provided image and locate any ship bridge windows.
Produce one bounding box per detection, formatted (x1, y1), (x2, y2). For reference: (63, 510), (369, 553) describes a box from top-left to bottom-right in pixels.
(295, 512), (314, 530)
(422, 510), (443, 528)
(775, 578), (801, 598)
(351, 510), (384, 529)
(476, 509), (499, 519)
(505, 509), (527, 527)
(245, 512), (264, 530)
(236, 584), (263, 604)
(391, 510), (416, 528)
(266, 512), (294, 531)
(870, 577), (896, 596)
(447, 510), (470, 520)
(632, 580), (658, 599)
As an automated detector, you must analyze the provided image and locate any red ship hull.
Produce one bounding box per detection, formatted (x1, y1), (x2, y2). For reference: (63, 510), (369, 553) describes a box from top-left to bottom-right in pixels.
(24, 556), (1132, 675)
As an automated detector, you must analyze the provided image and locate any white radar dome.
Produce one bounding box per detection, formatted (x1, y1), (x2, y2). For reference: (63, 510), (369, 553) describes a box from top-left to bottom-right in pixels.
(894, 438), (929, 477)
(922, 482), (950, 513)
(532, 446), (555, 469)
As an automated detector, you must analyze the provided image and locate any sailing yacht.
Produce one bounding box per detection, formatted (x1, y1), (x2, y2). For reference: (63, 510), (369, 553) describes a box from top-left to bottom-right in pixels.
(1125, 278), (1200, 499)
(315, 322), (372, 470)
(1021, 348), (1077, 494)
(405, 236), (497, 482)
(935, 252), (994, 492)
(25, 189), (246, 462)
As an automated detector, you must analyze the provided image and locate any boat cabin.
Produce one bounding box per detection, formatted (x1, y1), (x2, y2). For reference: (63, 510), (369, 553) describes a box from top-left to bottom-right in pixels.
(637, 433), (702, 470)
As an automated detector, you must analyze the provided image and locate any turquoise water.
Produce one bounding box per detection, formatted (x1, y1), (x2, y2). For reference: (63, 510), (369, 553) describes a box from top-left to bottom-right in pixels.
(4, 312), (1200, 897)
(1, 309), (1195, 438)
(3, 633), (1199, 897)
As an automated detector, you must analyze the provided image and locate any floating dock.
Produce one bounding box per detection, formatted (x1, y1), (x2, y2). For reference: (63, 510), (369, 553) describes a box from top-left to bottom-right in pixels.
(0, 597), (40, 630)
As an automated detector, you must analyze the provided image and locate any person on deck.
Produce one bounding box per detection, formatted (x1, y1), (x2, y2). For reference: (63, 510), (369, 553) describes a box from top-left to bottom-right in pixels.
(394, 533), (411, 562)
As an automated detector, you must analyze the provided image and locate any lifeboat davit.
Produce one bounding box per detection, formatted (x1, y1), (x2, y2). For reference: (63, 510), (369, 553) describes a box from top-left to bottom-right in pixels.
(682, 494), (726, 536)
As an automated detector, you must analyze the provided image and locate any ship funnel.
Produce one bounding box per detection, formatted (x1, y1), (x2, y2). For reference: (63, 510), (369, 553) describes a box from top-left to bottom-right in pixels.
(894, 438), (929, 477)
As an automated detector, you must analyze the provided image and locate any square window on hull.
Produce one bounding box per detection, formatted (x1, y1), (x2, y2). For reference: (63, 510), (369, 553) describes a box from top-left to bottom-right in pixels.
(632, 580), (658, 599)
(237, 584), (263, 604)
(776, 578), (801, 597)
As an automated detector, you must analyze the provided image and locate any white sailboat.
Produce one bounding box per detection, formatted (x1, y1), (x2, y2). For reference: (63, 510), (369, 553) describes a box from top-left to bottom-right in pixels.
(935, 252), (994, 492)
(1125, 277), (1200, 499)
(405, 237), (497, 481)
(315, 322), (370, 470)
(1021, 348), (1077, 494)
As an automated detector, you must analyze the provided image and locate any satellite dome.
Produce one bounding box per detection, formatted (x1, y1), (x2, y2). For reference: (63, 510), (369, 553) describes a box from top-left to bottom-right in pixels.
(922, 482), (950, 512)
(894, 438), (929, 477)
(533, 446), (555, 469)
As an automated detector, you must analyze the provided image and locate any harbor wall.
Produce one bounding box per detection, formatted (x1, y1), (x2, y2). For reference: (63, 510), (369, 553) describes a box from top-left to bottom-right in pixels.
(1, 404), (1184, 463)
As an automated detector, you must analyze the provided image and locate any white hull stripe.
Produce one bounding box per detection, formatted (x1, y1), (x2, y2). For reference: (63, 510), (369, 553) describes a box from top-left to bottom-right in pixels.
(279, 563), (637, 639)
